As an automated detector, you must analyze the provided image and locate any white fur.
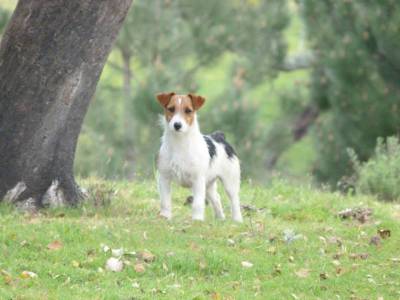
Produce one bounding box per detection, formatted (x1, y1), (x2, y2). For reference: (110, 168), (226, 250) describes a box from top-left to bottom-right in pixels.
(157, 114), (243, 222)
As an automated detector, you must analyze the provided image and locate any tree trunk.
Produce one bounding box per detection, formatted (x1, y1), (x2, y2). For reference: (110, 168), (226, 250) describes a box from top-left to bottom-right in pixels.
(0, 0), (132, 209)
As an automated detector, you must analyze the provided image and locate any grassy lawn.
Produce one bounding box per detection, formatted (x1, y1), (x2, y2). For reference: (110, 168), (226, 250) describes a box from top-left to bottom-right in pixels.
(1, 179), (399, 299)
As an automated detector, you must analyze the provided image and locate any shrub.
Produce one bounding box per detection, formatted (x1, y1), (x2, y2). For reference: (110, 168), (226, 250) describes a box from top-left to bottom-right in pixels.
(349, 136), (400, 201)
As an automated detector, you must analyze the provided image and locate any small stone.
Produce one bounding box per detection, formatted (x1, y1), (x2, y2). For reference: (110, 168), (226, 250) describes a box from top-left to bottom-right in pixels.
(105, 257), (123, 272)
(241, 261), (253, 268)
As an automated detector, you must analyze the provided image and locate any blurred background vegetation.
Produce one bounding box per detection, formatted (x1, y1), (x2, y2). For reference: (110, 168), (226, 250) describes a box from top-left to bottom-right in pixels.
(1, 0), (399, 191)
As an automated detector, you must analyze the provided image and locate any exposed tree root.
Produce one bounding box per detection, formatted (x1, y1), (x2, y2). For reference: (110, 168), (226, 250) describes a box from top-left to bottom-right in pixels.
(2, 179), (85, 212)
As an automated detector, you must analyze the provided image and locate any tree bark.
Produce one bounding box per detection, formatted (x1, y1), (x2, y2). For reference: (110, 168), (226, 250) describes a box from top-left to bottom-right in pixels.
(264, 104), (319, 169)
(0, 0), (132, 209)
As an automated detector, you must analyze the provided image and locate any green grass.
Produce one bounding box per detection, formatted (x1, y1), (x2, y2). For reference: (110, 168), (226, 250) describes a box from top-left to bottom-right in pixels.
(1, 179), (399, 299)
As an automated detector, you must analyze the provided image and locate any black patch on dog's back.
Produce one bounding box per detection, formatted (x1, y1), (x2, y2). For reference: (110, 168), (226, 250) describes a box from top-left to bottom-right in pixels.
(210, 131), (236, 159)
(203, 135), (216, 160)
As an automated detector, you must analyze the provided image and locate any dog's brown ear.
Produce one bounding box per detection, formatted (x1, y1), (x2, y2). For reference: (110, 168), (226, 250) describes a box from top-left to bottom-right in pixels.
(156, 92), (175, 108)
(188, 93), (205, 110)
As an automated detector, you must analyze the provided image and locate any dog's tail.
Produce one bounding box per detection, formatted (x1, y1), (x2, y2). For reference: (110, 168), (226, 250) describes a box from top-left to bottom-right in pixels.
(210, 131), (226, 142)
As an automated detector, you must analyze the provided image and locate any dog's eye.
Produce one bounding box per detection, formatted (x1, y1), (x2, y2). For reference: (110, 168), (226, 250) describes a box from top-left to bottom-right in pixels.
(167, 107), (175, 113)
(185, 108), (193, 114)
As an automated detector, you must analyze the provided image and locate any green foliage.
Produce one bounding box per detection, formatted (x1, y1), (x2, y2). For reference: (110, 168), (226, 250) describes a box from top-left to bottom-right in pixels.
(302, 0), (400, 185)
(350, 136), (400, 201)
(1, 179), (399, 298)
(77, 0), (290, 179)
(0, 5), (11, 32)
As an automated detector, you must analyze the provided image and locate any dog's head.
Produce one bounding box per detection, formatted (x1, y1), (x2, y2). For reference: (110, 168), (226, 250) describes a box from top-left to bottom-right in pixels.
(156, 92), (205, 133)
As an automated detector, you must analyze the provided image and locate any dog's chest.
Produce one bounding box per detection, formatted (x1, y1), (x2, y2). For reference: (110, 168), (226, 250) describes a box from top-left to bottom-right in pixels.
(159, 140), (208, 187)
(168, 151), (197, 187)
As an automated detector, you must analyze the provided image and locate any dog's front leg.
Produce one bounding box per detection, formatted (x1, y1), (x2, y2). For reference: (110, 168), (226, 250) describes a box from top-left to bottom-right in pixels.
(158, 173), (172, 219)
(191, 176), (206, 221)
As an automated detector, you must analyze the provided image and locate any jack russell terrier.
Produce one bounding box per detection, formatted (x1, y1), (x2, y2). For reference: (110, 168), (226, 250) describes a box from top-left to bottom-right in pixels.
(156, 92), (243, 222)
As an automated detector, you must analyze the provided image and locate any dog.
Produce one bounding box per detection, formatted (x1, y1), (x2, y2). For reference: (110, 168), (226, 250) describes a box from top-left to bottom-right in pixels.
(156, 92), (243, 222)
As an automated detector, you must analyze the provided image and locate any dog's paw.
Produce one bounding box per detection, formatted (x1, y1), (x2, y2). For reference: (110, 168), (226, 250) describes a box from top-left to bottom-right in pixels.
(232, 214), (243, 223)
(192, 213), (205, 221)
(159, 211), (172, 220)
(215, 213), (226, 221)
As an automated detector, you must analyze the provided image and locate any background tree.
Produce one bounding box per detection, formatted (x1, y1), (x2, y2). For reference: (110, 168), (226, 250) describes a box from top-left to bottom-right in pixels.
(2, 0), (394, 186)
(0, 0), (132, 208)
(76, 0), (290, 179)
(301, 0), (400, 185)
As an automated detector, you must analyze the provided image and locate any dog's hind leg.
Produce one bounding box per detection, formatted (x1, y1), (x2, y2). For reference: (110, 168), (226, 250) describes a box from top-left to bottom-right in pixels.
(220, 166), (243, 222)
(206, 181), (225, 220)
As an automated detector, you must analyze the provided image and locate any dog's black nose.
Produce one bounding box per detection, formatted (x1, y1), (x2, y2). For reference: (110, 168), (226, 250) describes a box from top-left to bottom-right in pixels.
(174, 122), (182, 131)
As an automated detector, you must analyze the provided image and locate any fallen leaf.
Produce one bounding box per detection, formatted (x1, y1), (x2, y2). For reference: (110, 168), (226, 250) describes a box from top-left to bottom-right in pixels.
(47, 240), (63, 251)
(101, 244), (110, 252)
(105, 257), (123, 272)
(168, 283), (181, 289)
(1, 269), (11, 276)
(349, 253), (369, 260)
(327, 236), (342, 246)
(138, 251), (156, 263)
(366, 274), (375, 284)
(125, 251), (137, 256)
(337, 207), (372, 223)
(295, 268), (310, 278)
(189, 242), (200, 251)
(320, 272), (328, 280)
(241, 204), (257, 212)
(134, 263), (145, 273)
(268, 234), (277, 243)
(272, 264), (282, 276)
(255, 222), (265, 233)
(369, 235), (381, 246)
(21, 271), (38, 279)
(241, 261), (253, 268)
(227, 239), (235, 246)
(332, 260), (341, 266)
(71, 260), (80, 268)
(211, 292), (221, 300)
(1, 270), (12, 285)
(111, 248), (124, 257)
(378, 229), (391, 239)
(332, 252), (343, 260)
(199, 260), (207, 270)
(123, 260), (131, 266)
(162, 262), (168, 271)
(283, 229), (302, 244)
